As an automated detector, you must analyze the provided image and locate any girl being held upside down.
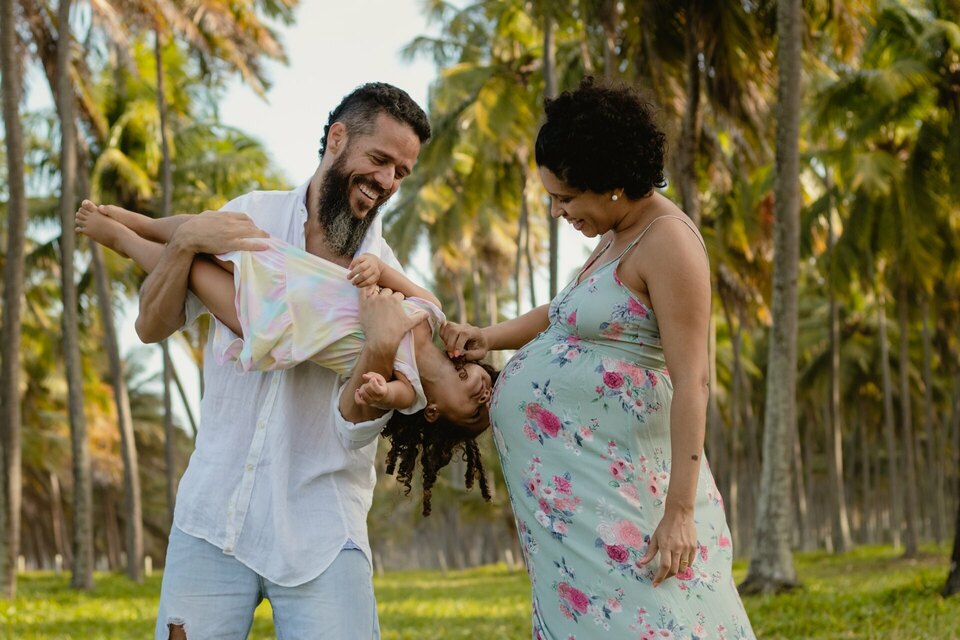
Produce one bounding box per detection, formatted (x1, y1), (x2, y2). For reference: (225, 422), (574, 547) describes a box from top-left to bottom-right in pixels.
(76, 200), (496, 516)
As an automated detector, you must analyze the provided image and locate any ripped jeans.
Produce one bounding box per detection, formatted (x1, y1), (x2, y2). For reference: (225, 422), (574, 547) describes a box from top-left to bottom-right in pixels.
(155, 526), (380, 639)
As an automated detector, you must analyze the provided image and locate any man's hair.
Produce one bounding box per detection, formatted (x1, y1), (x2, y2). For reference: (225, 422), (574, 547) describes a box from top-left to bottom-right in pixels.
(318, 83), (431, 158)
(381, 362), (499, 517)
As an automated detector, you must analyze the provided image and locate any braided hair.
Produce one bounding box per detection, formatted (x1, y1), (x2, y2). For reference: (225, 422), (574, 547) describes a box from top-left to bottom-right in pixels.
(382, 361), (499, 516)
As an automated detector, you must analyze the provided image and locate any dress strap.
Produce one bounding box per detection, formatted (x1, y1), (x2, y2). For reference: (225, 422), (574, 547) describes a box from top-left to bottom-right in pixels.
(615, 214), (707, 262)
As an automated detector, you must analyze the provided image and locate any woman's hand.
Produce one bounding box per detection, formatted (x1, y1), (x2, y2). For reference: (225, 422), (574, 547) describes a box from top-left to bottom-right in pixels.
(440, 321), (488, 360)
(348, 253), (383, 288)
(639, 505), (698, 587)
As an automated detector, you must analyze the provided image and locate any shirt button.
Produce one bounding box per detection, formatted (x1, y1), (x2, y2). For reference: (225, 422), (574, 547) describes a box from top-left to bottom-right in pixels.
(257, 421), (265, 430)
(246, 464), (254, 472)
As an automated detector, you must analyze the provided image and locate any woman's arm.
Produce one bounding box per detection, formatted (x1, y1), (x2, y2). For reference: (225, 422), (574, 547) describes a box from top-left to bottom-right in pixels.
(634, 219), (711, 586)
(440, 304), (550, 361)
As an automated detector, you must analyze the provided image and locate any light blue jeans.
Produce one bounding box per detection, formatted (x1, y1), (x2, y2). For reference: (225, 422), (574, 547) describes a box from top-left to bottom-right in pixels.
(155, 526), (380, 639)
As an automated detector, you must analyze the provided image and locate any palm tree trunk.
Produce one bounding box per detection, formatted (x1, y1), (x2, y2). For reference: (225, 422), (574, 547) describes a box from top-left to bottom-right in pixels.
(0, 0), (28, 598)
(790, 413), (807, 550)
(155, 23), (179, 527)
(678, 1), (702, 226)
(89, 245), (143, 582)
(896, 283), (920, 556)
(162, 343), (177, 525)
(920, 298), (942, 542)
(876, 273), (902, 549)
(856, 399), (870, 543)
(740, 0), (802, 595)
(57, 0), (93, 590)
(599, 0), (618, 80)
(543, 11), (558, 299)
(943, 471), (960, 596)
(827, 210), (852, 552)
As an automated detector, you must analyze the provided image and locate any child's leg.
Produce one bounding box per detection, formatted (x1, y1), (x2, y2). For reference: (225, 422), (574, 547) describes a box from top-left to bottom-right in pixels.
(87, 200), (192, 244)
(76, 204), (242, 333)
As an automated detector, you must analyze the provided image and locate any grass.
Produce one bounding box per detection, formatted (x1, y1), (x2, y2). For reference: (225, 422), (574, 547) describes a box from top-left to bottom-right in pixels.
(1, 545), (956, 639)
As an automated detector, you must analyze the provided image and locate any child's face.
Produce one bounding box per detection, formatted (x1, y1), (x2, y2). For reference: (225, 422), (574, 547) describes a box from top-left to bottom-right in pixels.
(433, 363), (494, 434)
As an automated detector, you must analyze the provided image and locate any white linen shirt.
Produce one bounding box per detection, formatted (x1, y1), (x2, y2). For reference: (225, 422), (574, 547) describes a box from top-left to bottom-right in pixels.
(174, 180), (398, 586)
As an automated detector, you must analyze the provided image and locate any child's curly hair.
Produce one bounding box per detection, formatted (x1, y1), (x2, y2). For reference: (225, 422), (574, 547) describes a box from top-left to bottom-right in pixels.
(381, 361), (499, 516)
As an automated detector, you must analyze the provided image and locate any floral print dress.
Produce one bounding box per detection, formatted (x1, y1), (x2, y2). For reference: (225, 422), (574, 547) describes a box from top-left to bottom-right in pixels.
(489, 216), (755, 640)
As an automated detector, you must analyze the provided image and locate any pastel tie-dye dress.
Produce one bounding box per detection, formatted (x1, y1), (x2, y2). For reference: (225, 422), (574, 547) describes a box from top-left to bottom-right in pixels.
(210, 237), (444, 415)
(489, 217), (755, 639)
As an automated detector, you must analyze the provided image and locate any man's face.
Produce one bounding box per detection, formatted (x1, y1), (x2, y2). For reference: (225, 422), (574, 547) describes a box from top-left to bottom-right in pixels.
(317, 112), (421, 257)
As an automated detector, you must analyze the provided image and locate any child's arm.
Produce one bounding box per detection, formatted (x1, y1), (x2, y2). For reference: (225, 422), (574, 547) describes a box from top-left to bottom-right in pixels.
(348, 253), (442, 308)
(353, 371), (417, 411)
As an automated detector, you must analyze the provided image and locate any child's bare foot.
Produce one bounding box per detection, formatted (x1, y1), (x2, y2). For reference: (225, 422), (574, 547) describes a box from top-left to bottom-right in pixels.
(75, 200), (134, 258)
(96, 203), (163, 241)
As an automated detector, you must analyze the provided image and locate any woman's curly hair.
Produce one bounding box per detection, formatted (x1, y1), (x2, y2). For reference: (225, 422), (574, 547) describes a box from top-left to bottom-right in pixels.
(381, 361), (499, 516)
(535, 76), (667, 199)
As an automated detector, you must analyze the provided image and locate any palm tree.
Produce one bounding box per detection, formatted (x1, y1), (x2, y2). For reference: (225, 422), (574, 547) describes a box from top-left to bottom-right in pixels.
(56, 0), (94, 590)
(740, 0), (802, 595)
(0, 0), (29, 598)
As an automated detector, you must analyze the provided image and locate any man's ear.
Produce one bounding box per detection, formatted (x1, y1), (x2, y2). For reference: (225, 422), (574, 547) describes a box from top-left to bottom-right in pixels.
(424, 404), (440, 423)
(327, 122), (348, 155)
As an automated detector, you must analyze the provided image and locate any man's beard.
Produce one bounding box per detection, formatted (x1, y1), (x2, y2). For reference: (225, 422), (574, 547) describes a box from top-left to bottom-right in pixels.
(316, 153), (385, 258)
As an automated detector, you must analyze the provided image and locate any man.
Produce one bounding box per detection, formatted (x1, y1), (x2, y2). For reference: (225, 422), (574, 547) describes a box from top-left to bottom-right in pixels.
(138, 83), (431, 640)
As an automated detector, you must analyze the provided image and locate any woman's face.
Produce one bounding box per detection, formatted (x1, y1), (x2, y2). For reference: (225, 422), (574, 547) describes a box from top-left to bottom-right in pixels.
(539, 166), (615, 238)
(432, 362), (493, 433)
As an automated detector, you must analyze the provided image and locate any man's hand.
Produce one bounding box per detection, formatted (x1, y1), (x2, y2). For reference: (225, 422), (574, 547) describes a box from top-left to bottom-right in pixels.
(358, 287), (426, 352)
(354, 372), (390, 408)
(173, 210), (270, 255)
(440, 321), (488, 360)
(347, 253), (383, 288)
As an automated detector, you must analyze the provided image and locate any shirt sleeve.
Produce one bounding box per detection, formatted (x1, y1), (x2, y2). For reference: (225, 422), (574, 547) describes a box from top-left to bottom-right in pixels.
(334, 382), (393, 450)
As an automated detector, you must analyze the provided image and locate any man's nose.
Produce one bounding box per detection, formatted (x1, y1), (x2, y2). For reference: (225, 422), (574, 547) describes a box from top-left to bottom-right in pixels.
(374, 167), (394, 190)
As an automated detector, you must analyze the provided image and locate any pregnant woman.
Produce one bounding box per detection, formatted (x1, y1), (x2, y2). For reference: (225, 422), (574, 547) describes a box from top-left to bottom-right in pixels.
(442, 78), (755, 639)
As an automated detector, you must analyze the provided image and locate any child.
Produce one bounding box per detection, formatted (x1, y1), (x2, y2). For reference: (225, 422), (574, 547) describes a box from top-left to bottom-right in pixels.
(76, 201), (495, 515)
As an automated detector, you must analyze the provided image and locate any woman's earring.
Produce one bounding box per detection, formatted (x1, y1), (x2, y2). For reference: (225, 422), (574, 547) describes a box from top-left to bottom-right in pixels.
(611, 194), (619, 201)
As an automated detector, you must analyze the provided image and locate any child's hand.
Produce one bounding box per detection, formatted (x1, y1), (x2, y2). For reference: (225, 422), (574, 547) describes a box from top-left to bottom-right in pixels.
(348, 253), (383, 288)
(354, 372), (390, 408)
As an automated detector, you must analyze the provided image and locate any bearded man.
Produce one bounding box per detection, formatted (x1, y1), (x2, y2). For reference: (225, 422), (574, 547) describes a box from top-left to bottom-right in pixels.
(136, 83), (431, 640)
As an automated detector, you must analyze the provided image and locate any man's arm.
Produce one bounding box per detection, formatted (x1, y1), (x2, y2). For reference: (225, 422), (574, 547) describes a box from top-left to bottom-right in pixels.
(135, 210), (269, 343)
(338, 287), (428, 423)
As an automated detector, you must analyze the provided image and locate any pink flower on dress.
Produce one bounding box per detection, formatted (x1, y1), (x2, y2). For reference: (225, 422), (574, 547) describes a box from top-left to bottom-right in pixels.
(553, 475), (572, 494)
(648, 483), (660, 496)
(523, 423), (538, 441)
(606, 598), (622, 613)
(567, 587), (590, 614)
(553, 520), (568, 535)
(699, 543), (709, 561)
(627, 297), (649, 318)
(579, 425), (594, 441)
(606, 544), (629, 563)
(603, 371), (625, 388)
(677, 566), (695, 580)
(537, 412), (562, 437)
(566, 310), (577, 325)
(619, 482), (641, 506)
(526, 403), (562, 437)
(612, 519), (644, 549)
(719, 534), (732, 548)
(611, 465), (625, 480)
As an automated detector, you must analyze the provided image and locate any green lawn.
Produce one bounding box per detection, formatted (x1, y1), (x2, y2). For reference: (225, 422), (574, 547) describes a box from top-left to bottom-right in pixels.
(2, 546), (956, 639)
